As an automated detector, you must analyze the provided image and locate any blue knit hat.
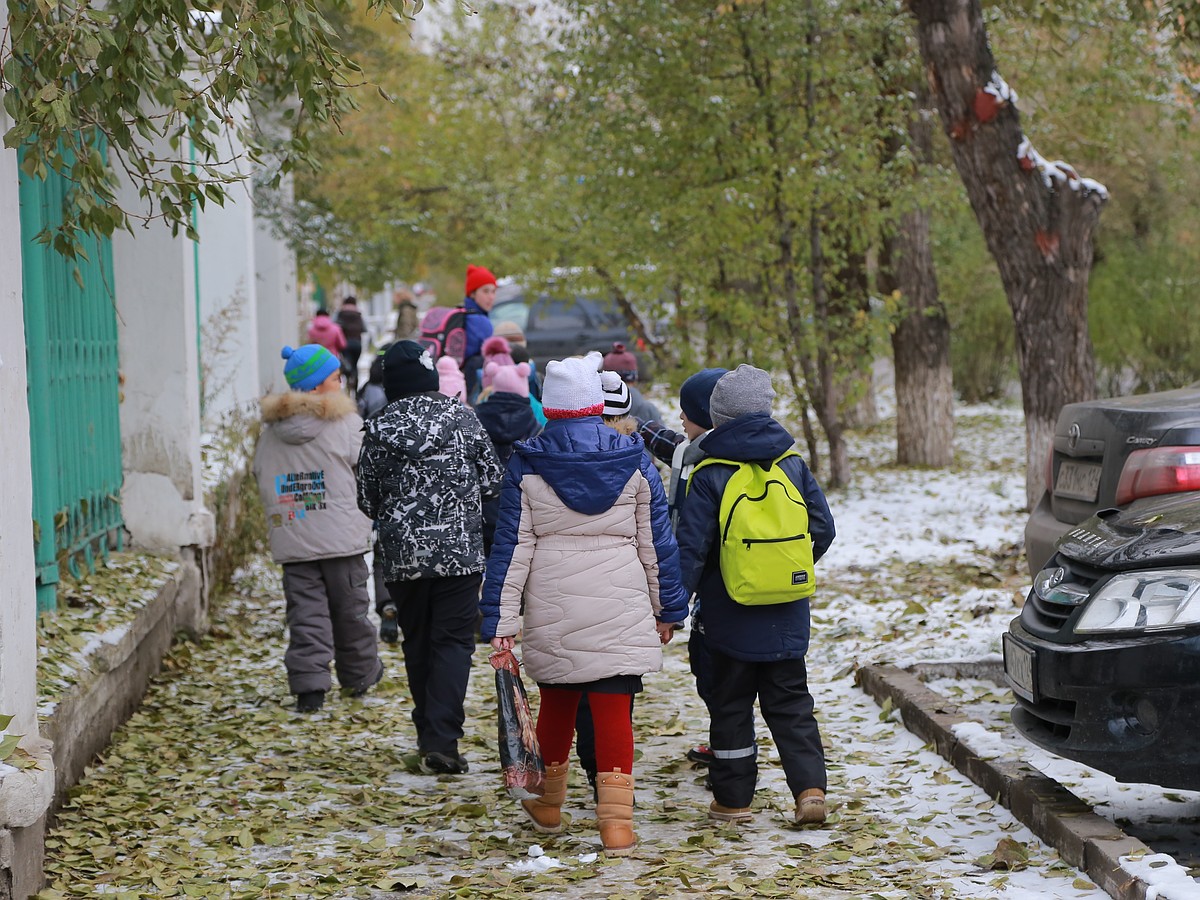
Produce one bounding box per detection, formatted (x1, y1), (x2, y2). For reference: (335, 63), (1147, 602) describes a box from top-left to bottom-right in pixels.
(282, 344), (340, 392)
(679, 367), (729, 430)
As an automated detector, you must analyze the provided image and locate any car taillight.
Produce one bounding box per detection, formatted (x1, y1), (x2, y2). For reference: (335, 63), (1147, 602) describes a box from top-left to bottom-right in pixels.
(1115, 446), (1200, 506)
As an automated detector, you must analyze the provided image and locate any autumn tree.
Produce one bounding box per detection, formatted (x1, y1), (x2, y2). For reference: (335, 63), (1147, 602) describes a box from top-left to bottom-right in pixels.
(1, 0), (417, 253)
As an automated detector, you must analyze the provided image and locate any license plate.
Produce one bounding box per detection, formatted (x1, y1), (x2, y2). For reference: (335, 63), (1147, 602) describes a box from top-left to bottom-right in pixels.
(1055, 461), (1102, 502)
(1003, 635), (1037, 702)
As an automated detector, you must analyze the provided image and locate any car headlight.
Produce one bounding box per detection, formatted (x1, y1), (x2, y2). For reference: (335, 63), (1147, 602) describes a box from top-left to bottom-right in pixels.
(1075, 568), (1200, 634)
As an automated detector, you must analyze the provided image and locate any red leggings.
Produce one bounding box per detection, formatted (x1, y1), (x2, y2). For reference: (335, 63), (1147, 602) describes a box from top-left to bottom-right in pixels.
(536, 687), (634, 774)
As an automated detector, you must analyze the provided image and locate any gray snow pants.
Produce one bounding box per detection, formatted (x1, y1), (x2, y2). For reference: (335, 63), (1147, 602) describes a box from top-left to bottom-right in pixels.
(281, 555), (383, 695)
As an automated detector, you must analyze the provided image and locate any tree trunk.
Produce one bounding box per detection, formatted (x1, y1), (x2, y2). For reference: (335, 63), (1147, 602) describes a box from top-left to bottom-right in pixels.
(878, 78), (954, 467)
(882, 205), (955, 466)
(909, 0), (1105, 507)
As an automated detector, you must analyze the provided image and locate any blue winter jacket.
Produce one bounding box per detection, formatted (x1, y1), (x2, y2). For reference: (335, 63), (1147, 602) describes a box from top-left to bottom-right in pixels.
(480, 417), (689, 642)
(463, 295), (494, 362)
(675, 413), (835, 662)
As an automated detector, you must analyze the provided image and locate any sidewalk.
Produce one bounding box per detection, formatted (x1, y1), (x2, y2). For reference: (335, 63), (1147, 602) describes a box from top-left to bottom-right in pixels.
(32, 403), (1134, 899)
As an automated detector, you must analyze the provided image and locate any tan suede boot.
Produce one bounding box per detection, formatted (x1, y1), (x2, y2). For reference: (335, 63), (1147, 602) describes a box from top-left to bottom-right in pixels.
(795, 788), (827, 825)
(521, 762), (569, 834)
(596, 769), (637, 857)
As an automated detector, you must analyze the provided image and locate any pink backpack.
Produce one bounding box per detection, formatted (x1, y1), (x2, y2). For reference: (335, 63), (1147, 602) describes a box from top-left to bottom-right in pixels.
(417, 307), (472, 363)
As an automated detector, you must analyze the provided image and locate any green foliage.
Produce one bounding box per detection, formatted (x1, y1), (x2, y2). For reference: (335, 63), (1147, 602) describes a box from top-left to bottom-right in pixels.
(932, 188), (1015, 403)
(1, 0), (416, 257)
(0, 714), (19, 763)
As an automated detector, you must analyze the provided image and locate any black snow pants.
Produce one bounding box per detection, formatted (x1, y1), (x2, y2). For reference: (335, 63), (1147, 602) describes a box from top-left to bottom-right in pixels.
(385, 572), (481, 756)
(707, 649), (827, 809)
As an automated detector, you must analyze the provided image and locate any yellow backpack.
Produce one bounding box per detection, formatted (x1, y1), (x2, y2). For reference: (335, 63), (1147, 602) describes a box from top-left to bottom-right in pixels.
(688, 450), (815, 606)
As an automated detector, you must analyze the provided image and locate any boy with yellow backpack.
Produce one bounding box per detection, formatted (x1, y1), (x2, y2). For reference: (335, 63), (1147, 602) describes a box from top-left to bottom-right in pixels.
(675, 364), (836, 825)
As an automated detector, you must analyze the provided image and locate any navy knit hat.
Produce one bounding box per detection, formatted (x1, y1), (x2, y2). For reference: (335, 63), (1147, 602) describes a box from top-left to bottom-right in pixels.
(383, 340), (440, 401)
(282, 344), (340, 392)
(679, 367), (728, 430)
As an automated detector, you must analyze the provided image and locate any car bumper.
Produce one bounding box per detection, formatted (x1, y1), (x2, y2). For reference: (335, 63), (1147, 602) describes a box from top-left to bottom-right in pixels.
(1004, 618), (1200, 789)
(1023, 492), (1074, 576)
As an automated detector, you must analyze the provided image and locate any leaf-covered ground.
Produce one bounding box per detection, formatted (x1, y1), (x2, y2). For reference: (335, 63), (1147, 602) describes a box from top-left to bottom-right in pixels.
(36, 405), (1111, 899)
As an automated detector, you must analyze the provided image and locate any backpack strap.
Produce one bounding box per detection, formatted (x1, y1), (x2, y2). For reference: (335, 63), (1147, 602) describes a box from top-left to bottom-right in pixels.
(687, 448), (800, 493)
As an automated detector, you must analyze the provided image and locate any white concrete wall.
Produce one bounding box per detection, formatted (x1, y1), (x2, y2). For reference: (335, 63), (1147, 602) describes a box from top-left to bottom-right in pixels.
(196, 112), (262, 425)
(0, 87), (39, 740)
(254, 176), (301, 396)
(112, 147), (215, 554)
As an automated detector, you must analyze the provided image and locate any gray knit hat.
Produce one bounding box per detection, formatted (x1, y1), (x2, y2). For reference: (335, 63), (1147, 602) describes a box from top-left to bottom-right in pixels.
(709, 364), (776, 428)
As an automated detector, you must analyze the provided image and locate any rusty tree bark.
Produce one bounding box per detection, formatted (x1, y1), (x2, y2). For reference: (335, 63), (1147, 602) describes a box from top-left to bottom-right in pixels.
(908, 0), (1105, 507)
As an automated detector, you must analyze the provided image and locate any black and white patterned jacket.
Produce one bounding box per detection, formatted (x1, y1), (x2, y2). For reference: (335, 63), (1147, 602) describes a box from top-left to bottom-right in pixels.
(357, 392), (504, 582)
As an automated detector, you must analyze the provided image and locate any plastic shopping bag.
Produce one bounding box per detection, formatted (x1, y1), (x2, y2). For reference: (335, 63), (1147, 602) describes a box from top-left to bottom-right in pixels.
(490, 650), (546, 800)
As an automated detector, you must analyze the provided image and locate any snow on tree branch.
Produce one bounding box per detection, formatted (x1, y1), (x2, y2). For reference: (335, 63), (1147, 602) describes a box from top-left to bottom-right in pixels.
(1017, 138), (1109, 200)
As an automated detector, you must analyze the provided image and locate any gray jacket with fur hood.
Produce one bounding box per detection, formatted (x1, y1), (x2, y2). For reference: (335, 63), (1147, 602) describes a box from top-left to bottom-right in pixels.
(253, 391), (373, 564)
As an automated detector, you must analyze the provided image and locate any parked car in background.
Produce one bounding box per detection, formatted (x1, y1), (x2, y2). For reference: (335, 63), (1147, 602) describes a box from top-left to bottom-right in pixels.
(1005, 492), (1200, 790)
(490, 283), (656, 379)
(1024, 384), (1200, 575)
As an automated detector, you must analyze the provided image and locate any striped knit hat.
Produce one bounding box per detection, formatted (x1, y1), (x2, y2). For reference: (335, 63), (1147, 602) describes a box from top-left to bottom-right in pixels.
(542, 351), (604, 419)
(601, 370), (632, 417)
(282, 344), (340, 392)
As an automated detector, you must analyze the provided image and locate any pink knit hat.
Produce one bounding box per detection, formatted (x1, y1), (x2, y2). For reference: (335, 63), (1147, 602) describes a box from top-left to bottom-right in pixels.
(487, 362), (530, 398)
(481, 335), (515, 388)
(436, 355), (468, 403)
(542, 351), (604, 419)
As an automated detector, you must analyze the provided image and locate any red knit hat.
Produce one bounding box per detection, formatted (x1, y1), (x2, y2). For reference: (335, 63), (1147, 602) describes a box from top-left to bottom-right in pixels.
(465, 264), (497, 297)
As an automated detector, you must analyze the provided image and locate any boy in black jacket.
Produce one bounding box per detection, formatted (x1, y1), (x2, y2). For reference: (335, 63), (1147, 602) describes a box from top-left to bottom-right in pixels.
(675, 365), (835, 825)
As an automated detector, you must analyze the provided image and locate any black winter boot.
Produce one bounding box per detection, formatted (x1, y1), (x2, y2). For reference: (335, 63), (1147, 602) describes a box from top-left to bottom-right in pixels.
(296, 690), (325, 713)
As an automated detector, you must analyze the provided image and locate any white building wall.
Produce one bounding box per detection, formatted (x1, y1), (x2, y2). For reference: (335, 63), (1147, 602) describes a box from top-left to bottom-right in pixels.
(0, 84), (39, 741)
(254, 176), (302, 396)
(195, 113), (261, 425)
(112, 147), (214, 554)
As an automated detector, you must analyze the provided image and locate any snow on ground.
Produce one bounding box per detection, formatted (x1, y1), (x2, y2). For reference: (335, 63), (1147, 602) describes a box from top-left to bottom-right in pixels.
(36, 395), (1200, 898)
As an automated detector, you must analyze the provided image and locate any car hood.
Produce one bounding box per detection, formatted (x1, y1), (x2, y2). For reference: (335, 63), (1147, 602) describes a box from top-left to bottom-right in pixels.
(1057, 492), (1200, 568)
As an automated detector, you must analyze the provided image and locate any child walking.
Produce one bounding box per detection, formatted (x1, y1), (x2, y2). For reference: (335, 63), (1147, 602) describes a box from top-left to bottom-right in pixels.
(253, 344), (384, 713)
(357, 340), (504, 774)
(637, 367), (728, 769)
(675, 365), (835, 825)
(481, 352), (689, 856)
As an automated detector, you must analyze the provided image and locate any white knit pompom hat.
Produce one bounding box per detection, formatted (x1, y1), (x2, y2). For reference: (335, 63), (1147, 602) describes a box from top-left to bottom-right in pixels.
(542, 351), (605, 419)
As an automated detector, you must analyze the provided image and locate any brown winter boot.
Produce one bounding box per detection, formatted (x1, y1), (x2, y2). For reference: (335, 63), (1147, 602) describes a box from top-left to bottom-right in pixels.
(795, 788), (827, 825)
(596, 769), (637, 857)
(521, 762), (569, 834)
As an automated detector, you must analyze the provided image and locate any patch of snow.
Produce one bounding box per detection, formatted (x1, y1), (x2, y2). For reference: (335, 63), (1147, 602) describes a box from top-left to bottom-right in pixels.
(1120, 854), (1200, 900)
(1017, 138), (1108, 198)
(507, 844), (566, 873)
(984, 71), (1018, 106)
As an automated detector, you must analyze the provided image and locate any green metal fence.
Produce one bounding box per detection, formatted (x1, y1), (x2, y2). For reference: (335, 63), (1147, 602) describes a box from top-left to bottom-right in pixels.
(19, 150), (124, 615)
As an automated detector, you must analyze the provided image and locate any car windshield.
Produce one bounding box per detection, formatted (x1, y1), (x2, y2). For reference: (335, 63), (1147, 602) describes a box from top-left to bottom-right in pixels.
(491, 301), (529, 332)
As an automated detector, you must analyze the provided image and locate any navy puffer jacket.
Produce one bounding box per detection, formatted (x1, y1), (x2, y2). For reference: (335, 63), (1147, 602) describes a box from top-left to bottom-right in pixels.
(675, 413), (835, 662)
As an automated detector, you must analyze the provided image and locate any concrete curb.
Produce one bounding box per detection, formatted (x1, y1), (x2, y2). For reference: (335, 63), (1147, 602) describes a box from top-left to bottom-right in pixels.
(858, 664), (1151, 900)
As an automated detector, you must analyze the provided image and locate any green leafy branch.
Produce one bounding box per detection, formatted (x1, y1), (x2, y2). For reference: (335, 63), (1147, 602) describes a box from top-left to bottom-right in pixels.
(1, 0), (418, 258)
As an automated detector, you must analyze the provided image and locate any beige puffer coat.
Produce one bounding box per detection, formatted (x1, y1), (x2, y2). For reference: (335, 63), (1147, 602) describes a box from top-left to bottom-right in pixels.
(496, 472), (666, 683)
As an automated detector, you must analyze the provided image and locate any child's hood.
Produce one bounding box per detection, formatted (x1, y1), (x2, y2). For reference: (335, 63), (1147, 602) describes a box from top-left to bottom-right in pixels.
(364, 393), (466, 460)
(515, 418), (643, 515)
(261, 392), (359, 445)
(476, 393), (538, 445)
(700, 413), (795, 463)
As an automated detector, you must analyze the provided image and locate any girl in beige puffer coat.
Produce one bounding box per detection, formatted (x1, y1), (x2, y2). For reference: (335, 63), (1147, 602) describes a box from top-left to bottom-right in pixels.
(480, 353), (689, 857)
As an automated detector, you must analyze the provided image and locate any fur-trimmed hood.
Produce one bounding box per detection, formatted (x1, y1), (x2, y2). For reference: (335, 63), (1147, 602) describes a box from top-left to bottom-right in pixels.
(261, 392), (360, 445)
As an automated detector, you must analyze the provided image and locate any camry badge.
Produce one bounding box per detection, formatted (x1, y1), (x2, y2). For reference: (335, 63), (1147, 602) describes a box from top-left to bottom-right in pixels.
(1068, 423), (1080, 451)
